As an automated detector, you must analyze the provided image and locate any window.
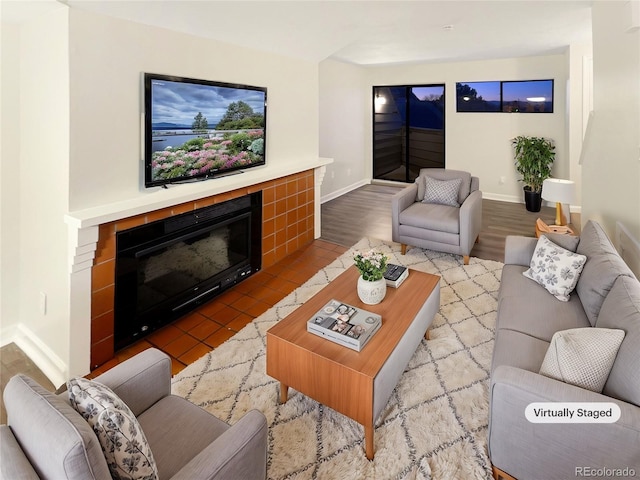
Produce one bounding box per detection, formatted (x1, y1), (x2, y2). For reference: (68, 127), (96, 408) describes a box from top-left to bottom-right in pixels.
(456, 79), (553, 113)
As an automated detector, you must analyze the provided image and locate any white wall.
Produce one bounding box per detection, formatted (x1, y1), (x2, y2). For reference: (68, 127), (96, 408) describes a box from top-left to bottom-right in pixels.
(566, 42), (592, 211)
(0, 22), (22, 339)
(68, 8), (319, 212)
(319, 59), (369, 200)
(1, 6), (323, 382)
(582, 1), (640, 241)
(320, 55), (568, 202)
(15, 7), (70, 386)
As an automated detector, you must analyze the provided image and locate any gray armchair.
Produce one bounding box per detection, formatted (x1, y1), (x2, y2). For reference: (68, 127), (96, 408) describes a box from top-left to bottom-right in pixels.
(1, 348), (268, 480)
(392, 168), (482, 265)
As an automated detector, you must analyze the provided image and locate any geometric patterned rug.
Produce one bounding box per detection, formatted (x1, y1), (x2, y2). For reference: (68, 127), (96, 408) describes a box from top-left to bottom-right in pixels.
(172, 238), (503, 479)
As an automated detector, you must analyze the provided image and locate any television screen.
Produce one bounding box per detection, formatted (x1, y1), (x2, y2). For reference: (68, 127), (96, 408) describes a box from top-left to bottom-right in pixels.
(144, 73), (267, 187)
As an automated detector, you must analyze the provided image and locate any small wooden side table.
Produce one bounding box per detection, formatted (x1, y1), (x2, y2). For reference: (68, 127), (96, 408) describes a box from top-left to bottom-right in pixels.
(535, 218), (575, 238)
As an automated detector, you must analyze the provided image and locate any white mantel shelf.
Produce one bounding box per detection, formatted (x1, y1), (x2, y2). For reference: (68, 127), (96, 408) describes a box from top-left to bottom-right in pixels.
(65, 157), (333, 229)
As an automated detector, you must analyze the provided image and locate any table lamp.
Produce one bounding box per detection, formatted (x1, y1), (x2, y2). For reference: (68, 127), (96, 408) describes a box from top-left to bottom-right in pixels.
(542, 178), (575, 226)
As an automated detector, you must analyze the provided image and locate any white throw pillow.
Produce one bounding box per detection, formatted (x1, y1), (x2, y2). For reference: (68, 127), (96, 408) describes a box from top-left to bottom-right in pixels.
(422, 176), (462, 207)
(539, 327), (625, 392)
(68, 377), (158, 480)
(523, 235), (587, 301)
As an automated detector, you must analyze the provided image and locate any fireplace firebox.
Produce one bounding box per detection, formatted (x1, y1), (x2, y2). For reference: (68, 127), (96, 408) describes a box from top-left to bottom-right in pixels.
(114, 192), (262, 350)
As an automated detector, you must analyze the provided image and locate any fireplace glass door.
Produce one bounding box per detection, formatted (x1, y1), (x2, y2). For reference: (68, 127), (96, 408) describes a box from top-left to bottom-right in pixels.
(114, 193), (261, 350)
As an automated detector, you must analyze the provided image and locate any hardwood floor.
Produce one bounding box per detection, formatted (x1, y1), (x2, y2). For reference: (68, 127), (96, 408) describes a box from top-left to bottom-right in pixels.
(321, 183), (401, 247)
(1, 183), (578, 424)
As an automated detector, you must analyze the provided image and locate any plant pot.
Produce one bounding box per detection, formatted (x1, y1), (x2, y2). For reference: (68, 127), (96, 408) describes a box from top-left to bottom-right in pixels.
(523, 187), (542, 212)
(357, 276), (387, 305)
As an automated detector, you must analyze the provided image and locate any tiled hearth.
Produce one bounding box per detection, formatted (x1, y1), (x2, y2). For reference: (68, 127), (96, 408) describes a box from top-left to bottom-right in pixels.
(90, 170), (316, 369)
(90, 239), (348, 377)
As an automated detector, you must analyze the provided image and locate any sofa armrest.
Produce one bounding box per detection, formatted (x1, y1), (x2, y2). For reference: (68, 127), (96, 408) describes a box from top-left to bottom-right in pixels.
(503, 235), (538, 266)
(489, 365), (640, 479)
(391, 184), (419, 242)
(0, 426), (39, 480)
(459, 189), (483, 254)
(94, 348), (171, 416)
(169, 409), (268, 480)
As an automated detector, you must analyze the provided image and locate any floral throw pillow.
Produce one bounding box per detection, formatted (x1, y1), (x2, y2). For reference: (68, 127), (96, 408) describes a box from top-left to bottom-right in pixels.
(523, 234), (587, 301)
(67, 377), (158, 480)
(422, 176), (462, 207)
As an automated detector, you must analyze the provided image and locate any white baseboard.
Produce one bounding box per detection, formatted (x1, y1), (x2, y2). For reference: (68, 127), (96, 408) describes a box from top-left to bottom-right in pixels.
(482, 192), (522, 204)
(321, 178), (370, 204)
(482, 192), (582, 213)
(2, 324), (67, 388)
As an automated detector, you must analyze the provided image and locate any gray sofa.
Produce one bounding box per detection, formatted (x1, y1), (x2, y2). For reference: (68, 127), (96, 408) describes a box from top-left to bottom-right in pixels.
(1, 348), (268, 480)
(489, 220), (640, 480)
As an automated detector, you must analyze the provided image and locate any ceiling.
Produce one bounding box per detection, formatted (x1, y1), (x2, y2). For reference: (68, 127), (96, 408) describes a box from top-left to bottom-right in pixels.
(2, 0), (593, 66)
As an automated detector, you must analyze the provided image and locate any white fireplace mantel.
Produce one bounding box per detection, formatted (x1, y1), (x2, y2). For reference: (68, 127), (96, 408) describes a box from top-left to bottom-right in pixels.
(63, 158), (332, 378)
(65, 158), (333, 229)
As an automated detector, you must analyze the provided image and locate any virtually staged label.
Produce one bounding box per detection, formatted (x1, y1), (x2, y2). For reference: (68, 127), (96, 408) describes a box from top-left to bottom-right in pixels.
(525, 402), (621, 423)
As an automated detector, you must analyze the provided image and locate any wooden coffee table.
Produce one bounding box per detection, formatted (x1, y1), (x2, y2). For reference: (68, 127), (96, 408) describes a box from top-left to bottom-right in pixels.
(266, 265), (440, 459)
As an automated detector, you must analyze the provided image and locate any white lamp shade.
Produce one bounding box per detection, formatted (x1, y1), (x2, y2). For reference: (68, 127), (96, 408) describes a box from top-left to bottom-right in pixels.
(542, 178), (575, 204)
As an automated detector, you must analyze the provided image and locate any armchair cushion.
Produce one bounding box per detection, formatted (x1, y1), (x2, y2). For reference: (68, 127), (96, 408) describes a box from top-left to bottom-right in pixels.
(421, 175), (462, 207)
(138, 396), (268, 480)
(399, 202), (460, 234)
(138, 395), (229, 479)
(68, 377), (158, 480)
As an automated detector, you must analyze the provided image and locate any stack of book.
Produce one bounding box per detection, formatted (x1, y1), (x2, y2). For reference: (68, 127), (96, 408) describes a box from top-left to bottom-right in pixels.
(306, 299), (382, 351)
(384, 263), (409, 288)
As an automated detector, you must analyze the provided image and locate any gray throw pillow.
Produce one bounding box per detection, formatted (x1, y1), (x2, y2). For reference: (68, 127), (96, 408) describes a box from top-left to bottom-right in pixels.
(68, 377), (158, 480)
(539, 327), (625, 392)
(422, 175), (462, 207)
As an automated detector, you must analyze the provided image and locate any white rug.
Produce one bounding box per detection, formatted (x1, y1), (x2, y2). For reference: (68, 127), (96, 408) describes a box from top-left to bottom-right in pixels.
(172, 238), (503, 480)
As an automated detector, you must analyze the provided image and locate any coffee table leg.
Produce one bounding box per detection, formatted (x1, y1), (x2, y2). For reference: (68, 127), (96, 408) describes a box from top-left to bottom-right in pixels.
(365, 424), (374, 460)
(425, 329), (430, 340)
(279, 382), (289, 403)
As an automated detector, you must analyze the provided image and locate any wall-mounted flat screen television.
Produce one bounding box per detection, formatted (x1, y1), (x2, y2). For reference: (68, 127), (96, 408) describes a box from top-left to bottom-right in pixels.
(144, 73), (267, 188)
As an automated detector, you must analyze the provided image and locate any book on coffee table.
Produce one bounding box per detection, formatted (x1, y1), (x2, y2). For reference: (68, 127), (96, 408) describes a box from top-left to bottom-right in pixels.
(384, 264), (409, 288)
(306, 299), (382, 351)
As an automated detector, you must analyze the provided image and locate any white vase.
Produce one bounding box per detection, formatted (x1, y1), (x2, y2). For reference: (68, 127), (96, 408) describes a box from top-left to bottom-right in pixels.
(357, 276), (387, 305)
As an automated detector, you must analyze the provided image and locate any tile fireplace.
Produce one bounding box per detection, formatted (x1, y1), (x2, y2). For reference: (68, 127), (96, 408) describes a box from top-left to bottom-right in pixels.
(89, 169), (318, 369)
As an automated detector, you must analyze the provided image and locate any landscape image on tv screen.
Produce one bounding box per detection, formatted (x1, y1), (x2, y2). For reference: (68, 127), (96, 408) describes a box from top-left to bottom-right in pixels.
(145, 74), (267, 187)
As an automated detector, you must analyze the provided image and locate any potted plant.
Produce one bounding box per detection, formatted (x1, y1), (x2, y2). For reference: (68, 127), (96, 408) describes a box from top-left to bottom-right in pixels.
(512, 135), (555, 212)
(354, 250), (388, 305)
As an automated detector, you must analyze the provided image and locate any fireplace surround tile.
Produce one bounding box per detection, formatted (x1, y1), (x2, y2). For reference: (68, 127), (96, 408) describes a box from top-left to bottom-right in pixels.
(89, 169), (315, 369)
